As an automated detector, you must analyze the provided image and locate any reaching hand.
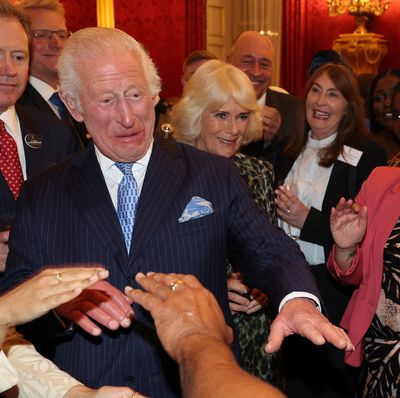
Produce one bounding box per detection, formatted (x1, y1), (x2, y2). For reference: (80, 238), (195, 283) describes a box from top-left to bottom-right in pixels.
(265, 298), (354, 353)
(65, 385), (147, 398)
(262, 105), (281, 143)
(124, 272), (233, 362)
(330, 197), (367, 249)
(227, 273), (268, 315)
(0, 266), (109, 329)
(57, 280), (134, 336)
(0, 230), (10, 272)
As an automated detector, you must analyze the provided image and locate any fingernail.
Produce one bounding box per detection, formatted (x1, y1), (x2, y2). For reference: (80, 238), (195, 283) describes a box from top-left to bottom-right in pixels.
(109, 320), (119, 329)
(92, 328), (101, 336)
(120, 318), (131, 328)
(136, 272), (145, 279)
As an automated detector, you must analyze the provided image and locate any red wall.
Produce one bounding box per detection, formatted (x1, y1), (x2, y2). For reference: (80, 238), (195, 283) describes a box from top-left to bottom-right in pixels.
(62, 0), (203, 99)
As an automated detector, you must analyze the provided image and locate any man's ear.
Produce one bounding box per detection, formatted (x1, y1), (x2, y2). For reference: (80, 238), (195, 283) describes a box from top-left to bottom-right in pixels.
(61, 95), (84, 122)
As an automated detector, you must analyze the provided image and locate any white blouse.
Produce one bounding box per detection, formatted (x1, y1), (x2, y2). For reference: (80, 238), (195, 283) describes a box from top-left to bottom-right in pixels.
(279, 132), (336, 265)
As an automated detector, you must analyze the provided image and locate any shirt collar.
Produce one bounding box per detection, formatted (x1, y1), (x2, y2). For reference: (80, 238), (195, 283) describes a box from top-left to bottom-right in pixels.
(0, 106), (19, 137)
(95, 137), (154, 175)
(29, 75), (58, 101)
(257, 91), (267, 106)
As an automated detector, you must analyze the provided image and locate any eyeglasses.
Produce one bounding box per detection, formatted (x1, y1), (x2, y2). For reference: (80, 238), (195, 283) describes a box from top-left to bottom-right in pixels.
(31, 30), (72, 41)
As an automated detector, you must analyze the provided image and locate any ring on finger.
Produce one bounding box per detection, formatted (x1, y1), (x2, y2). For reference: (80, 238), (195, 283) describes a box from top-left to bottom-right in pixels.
(55, 273), (63, 283)
(168, 279), (185, 291)
(284, 207), (290, 214)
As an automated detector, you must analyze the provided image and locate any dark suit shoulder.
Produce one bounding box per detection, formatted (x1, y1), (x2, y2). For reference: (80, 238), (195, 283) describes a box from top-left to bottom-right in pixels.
(16, 104), (79, 158)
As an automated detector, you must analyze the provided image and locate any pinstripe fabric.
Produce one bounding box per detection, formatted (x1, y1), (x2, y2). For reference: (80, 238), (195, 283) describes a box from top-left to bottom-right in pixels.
(2, 136), (320, 397)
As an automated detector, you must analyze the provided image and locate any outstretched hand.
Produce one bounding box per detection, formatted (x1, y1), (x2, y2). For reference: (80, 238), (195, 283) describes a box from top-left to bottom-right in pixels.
(65, 385), (147, 398)
(330, 197), (367, 249)
(124, 272), (233, 362)
(57, 280), (134, 336)
(0, 266), (109, 329)
(265, 298), (354, 353)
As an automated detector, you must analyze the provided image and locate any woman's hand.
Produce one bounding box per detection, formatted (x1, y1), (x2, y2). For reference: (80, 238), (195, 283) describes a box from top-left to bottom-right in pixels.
(275, 186), (309, 229)
(227, 273), (268, 315)
(0, 266), (109, 329)
(65, 385), (147, 398)
(330, 197), (367, 249)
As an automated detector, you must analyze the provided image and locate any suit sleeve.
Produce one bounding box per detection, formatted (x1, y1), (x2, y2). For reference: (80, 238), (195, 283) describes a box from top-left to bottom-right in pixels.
(2, 328), (81, 398)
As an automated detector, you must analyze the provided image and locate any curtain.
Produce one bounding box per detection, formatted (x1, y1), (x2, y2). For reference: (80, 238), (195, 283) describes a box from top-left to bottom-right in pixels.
(281, 0), (313, 97)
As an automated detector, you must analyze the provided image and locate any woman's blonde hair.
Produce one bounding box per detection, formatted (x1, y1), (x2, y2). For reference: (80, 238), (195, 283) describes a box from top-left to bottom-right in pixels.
(171, 60), (262, 147)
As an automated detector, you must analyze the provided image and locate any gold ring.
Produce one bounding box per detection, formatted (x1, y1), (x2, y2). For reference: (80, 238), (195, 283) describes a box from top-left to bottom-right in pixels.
(55, 273), (62, 283)
(131, 391), (139, 398)
(168, 279), (185, 291)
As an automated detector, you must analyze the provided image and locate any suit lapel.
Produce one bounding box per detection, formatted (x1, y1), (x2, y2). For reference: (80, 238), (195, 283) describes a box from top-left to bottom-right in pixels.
(67, 145), (128, 264)
(130, 138), (184, 263)
(325, 159), (349, 199)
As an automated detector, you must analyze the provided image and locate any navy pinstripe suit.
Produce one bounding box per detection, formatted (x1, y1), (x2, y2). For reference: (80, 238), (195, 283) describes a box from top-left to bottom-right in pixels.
(3, 135), (319, 397)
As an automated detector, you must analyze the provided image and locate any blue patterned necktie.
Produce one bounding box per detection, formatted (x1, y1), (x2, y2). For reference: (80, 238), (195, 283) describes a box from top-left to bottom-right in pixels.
(49, 92), (68, 121)
(115, 162), (139, 252)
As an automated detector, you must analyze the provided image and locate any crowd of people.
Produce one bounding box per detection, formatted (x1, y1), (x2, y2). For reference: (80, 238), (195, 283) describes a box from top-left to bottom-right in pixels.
(0, 0), (398, 397)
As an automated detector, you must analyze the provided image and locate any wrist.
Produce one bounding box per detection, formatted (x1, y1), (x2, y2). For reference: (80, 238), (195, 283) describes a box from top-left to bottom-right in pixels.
(335, 243), (357, 252)
(63, 384), (89, 398)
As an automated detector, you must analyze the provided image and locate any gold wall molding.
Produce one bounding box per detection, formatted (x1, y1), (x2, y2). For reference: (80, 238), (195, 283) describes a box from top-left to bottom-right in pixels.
(97, 0), (115, 28)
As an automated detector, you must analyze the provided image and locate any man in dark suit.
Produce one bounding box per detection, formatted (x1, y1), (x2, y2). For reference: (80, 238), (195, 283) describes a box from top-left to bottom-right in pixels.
(227, 31), (302, 165)
(15, 0), (88, 148)
(0, 1), (77, 272)
(3, 28), (354, 397)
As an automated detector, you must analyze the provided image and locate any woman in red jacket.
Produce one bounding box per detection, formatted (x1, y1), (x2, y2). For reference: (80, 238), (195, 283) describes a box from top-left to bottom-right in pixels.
(328, 166), (400, 398)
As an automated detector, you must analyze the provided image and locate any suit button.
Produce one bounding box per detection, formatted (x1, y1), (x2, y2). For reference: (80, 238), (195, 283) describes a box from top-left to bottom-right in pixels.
(125, 375), (136, 383)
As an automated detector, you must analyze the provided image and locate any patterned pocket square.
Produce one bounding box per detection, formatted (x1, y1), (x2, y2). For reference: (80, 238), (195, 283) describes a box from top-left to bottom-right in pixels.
(178, 196), (214, 223)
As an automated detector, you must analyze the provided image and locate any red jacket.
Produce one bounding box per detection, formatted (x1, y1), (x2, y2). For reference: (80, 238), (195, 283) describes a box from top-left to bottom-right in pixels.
(327, 166), (400, 366)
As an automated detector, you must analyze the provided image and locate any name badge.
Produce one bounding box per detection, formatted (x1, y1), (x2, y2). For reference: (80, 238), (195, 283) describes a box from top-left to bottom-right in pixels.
(337, 145), (362, 167)
(25, 133), (42, 149)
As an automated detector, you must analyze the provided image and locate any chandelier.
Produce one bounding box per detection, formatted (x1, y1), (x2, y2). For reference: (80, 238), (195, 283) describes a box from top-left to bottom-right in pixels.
(326, 0), (392, 33)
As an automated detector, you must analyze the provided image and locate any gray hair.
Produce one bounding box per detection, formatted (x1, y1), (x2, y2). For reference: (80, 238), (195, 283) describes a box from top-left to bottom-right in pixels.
(171, 60), (262, 146)
(58, 27), (161, 111)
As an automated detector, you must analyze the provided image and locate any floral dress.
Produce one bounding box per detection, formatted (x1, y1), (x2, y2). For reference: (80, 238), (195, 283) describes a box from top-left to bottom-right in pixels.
(363, 218), (400, 398)
(230, 153), (284, 389)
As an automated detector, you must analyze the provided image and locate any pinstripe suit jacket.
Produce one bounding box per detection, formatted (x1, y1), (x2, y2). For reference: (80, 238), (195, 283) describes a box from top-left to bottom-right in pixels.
(3, 136), (319, 397)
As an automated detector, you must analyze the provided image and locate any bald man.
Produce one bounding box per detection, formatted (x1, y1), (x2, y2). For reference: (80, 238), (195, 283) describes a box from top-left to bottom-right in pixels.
(227, 31), (301, 166)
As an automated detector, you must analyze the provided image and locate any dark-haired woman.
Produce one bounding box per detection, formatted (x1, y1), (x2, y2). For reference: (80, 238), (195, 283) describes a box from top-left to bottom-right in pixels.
(274, 63), (386, 398)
